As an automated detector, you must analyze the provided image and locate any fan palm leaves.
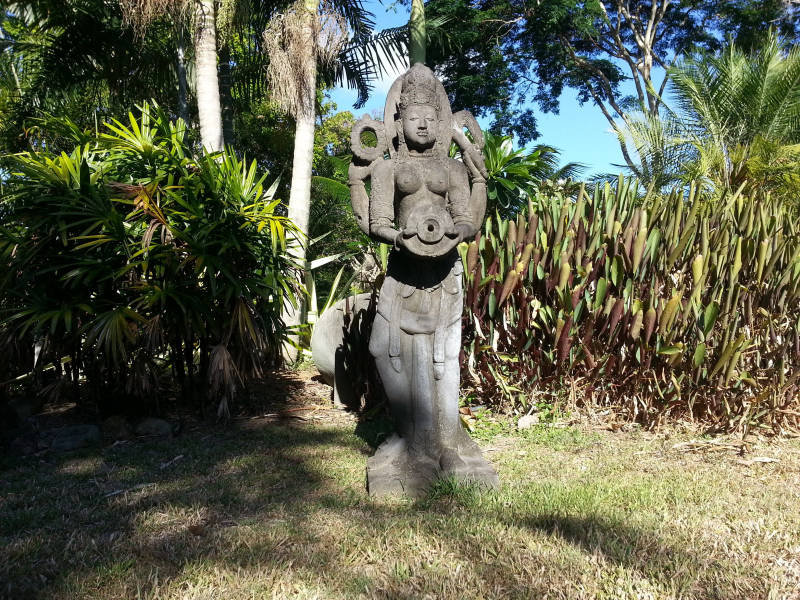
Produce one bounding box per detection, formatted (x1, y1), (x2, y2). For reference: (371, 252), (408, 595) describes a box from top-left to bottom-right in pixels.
(671, 32), (800, 192)
(1, 1), (182, 148)
(617, 32), (800, 196)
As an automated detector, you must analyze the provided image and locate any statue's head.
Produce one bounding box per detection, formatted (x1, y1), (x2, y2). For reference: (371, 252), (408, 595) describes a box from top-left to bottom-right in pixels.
(398, 63), (440, 151)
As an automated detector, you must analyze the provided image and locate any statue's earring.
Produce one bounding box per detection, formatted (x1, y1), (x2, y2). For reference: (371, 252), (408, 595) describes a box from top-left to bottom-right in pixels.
(395, 119), (405, 152)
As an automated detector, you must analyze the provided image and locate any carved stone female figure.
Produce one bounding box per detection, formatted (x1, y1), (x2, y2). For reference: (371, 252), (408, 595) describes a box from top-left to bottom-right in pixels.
(349, 63), (499, 496)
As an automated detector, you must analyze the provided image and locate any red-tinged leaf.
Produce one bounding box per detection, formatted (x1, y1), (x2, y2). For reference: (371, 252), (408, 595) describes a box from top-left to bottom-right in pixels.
(498, 269), (520, 307)
(606, 297), (625, 337)
(557, 315), (574, 364)
(583, 346), (597, 370)
(644, 305), (657, 345)
(571, 285), (583, 310)
(526, 213), (538, 246)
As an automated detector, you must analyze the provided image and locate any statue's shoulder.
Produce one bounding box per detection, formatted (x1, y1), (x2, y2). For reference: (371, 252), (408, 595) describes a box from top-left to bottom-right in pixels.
(445, 157), (469, 176)
(372, 158), (396, 177)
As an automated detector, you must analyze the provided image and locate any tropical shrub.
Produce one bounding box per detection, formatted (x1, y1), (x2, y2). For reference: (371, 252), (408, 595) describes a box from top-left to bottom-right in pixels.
(461, 177), (800, 433)
(618, 33), (800, 199)
(480, 131), (584, 218)
(0, 104), (298, 417)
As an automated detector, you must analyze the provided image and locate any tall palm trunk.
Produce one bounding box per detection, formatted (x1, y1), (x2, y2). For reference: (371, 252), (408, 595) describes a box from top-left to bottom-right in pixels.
(218, 45), (235, 145)
(176, 23), (190, 125)
(409, 0), (426, 64)
(117, 0), (223, 149)
(194, 0), (224, 152)
(282, 0), (319, 362)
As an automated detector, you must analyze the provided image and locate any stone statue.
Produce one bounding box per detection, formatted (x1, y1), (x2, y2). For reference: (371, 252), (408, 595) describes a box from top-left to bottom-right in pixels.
(311, 292), (372, 408)
(349, 63), (500, 497)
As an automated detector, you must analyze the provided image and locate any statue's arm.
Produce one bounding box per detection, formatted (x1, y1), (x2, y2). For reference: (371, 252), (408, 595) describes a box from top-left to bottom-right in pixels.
(448, 160), (478, 240)
(369, 160), (402, 246)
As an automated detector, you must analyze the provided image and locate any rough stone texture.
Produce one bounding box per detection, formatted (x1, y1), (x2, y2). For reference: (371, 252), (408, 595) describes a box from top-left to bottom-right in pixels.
(349, 63), (499, 497)
(135, 417), (174, 437)
(311, 293), (372, 408)
(102, 415), (133, 441)
(7, 396), (44, 421)
(39, 424), (101, 452)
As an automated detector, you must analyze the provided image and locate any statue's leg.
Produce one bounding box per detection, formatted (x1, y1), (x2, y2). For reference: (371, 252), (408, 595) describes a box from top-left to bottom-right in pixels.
(435, 319), (469, 469)
(369, 313), (412, 437)
(410, 334), (437, 459)
(368, 313), (440, 495)
(434, 319), (500, 488)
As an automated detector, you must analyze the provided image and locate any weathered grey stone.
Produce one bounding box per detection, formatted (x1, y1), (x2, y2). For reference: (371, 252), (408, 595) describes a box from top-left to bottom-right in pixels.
(311, 293), (372, 408)
(349, 63), (499, 497)
(102, 415), (133, 441)
(7, 396), (43, 421)
(517, 414), (540, 430)
(39, 424), (101, 452)
(135, 417), (174, 437)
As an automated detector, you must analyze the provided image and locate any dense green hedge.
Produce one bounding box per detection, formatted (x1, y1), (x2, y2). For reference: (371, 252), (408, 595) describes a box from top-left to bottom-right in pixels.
(460, 177), (800, 433)
(0, 105), (297, 417)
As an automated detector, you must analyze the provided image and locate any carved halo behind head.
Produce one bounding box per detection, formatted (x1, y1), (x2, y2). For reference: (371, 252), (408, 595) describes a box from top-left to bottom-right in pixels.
(384, 63), (452, 158)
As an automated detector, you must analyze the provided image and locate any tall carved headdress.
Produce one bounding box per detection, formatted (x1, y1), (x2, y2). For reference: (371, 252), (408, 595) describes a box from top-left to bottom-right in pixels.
(386, 63), (450, 157)
(349, 63), (487, 234)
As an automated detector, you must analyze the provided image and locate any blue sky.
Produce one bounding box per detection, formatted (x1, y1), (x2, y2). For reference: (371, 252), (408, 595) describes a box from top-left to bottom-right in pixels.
(327, 1), (628, 176)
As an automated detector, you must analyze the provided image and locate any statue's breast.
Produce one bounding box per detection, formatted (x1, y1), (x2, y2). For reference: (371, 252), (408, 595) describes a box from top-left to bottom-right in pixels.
(395, 163), (422, 194)
(424, 161), (448, 195)
(395, 159), (449, 196)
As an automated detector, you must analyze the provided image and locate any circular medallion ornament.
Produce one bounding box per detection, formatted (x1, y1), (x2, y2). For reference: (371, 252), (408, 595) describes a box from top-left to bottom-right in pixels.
(350, 116), (388, 162)
(402, 201), (458, 258)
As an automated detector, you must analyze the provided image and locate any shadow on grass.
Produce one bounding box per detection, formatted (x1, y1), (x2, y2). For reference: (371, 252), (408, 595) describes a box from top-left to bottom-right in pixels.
(0, 418), (756, 600)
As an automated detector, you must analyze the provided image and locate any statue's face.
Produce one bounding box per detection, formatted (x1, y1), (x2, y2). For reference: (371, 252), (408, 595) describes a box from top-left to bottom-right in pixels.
(402, 104), (437, 149)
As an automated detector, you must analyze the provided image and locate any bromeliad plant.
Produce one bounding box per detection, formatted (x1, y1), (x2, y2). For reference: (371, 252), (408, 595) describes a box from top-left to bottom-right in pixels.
(461, 176), (800, 433)
(0, 103), (298, 416)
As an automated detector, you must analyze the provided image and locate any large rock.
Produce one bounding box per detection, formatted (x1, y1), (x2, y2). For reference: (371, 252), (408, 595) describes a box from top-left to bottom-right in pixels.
(7, 396), (44, 421)
(311, 293), (373, 408)
(39, 424), (101, 452)
(135, 417), (174, 437)
(102, 415), (133, 441)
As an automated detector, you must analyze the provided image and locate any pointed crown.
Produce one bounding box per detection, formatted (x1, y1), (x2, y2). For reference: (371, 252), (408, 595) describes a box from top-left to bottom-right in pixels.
(399, 63), (440, 112)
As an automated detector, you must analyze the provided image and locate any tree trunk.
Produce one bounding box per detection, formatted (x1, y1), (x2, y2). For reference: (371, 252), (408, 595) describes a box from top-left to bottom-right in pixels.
(218, 45), (235, 146)
(194, 0), (224, 152)
(176, 23), (190, 125)
(409, 0), (426, 65)
(282, 0), (319, 363)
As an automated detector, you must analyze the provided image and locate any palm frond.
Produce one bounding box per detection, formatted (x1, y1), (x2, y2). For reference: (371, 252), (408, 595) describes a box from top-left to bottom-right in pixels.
(329, 25), (408, 108)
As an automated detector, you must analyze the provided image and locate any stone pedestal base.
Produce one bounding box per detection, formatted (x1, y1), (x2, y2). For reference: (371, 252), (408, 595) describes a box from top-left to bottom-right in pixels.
(367, 433), (500, 498)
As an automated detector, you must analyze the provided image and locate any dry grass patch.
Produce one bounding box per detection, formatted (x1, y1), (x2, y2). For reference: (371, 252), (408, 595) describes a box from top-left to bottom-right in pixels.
(1, 414), (799, 600)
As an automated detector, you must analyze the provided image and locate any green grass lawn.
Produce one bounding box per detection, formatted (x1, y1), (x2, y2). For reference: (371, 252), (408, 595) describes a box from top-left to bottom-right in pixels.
(1, 408), (799, 600)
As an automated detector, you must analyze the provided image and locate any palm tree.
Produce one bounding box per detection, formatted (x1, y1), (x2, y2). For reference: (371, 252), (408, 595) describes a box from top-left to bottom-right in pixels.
(1, 1), (183, 150)
(481, 131), (585, 218)
(118, 0), (229, 151)
(617, 32), (800, 196)
(265, 0), (406, 360)
(671, 32), (800, 194)
(192, 0), (224, 151)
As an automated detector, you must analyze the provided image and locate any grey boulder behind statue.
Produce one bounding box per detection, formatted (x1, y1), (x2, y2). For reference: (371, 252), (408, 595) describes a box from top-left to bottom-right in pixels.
(311, 293), (372, 408)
